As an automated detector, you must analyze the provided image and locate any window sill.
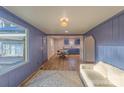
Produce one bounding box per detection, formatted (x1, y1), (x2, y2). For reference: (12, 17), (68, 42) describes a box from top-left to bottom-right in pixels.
(0, 61), (29, 76)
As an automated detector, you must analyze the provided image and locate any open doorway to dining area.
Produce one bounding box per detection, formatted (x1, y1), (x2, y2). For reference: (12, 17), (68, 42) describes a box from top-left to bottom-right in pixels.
(47, 35), (83, 61)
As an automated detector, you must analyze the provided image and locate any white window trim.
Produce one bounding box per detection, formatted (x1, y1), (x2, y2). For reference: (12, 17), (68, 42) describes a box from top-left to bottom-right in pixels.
(0, 17), (29, 62)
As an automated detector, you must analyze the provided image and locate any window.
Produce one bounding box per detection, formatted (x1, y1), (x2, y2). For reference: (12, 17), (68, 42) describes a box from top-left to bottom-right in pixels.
(0, 18), (28, 64)
(64, 38), (69, 45)
(75, 38), (80, 45)
(0, 41), (24, 57)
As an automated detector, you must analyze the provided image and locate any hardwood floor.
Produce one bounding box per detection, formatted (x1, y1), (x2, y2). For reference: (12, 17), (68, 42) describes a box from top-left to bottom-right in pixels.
(41, 55), (81, 72)
(19, 54), (81, 86)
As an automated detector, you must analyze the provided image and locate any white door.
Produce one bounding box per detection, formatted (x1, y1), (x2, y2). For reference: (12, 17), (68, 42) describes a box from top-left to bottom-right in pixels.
(84, 35), (95, 62)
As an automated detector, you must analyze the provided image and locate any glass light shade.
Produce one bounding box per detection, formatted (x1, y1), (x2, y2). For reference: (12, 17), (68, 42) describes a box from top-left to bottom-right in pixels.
(60, 17), (69, 22)
(60, 17), (69, 27)
(60, 21), (68, 27)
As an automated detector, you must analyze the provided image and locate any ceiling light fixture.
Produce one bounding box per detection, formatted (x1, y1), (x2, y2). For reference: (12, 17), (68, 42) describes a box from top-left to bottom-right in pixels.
(60, 17), (69, 27)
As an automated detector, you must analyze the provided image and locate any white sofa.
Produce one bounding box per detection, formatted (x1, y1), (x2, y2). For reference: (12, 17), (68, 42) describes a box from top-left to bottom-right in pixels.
(80, 61), (124, 87)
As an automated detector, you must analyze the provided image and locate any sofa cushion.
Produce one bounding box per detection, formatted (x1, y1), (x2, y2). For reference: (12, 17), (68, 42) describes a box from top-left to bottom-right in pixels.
(93, 61), (108, 78)
(84, 69), (115, 87)
(106, 63), (124, 87)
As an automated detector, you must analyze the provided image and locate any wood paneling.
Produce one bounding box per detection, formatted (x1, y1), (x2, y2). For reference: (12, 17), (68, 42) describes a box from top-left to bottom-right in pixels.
(0, 7), (47, 87)
(84, 12), (124, 70)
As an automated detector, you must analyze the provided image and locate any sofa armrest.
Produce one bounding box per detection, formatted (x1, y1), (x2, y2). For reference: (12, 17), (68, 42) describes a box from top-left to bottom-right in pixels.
(80, 68), (94, 87)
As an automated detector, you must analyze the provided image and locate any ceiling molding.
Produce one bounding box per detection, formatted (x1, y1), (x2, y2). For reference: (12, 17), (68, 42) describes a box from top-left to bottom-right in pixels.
(47, 34), (82, 36)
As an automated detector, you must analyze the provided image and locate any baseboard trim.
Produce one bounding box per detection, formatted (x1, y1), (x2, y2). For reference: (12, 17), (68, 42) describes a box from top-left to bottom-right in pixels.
(18, 59), (48, 87)
(48, 54), (56, 60)
(18, 70), (38, 87)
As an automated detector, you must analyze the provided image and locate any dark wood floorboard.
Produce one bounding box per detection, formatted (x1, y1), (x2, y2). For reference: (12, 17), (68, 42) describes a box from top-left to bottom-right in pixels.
(41, 55), (80, 72)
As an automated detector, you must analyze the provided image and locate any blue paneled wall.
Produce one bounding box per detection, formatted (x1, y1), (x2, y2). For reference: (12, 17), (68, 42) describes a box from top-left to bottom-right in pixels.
(0, 7), (47, 86)
(84, 11), (124, 70)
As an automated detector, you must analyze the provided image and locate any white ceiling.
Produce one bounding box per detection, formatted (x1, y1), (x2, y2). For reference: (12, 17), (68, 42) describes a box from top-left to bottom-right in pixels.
(4, 6), (124, 34)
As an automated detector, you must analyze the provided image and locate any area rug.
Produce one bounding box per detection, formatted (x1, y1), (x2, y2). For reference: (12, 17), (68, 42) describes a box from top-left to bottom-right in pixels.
(25, 70), (84, 87)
